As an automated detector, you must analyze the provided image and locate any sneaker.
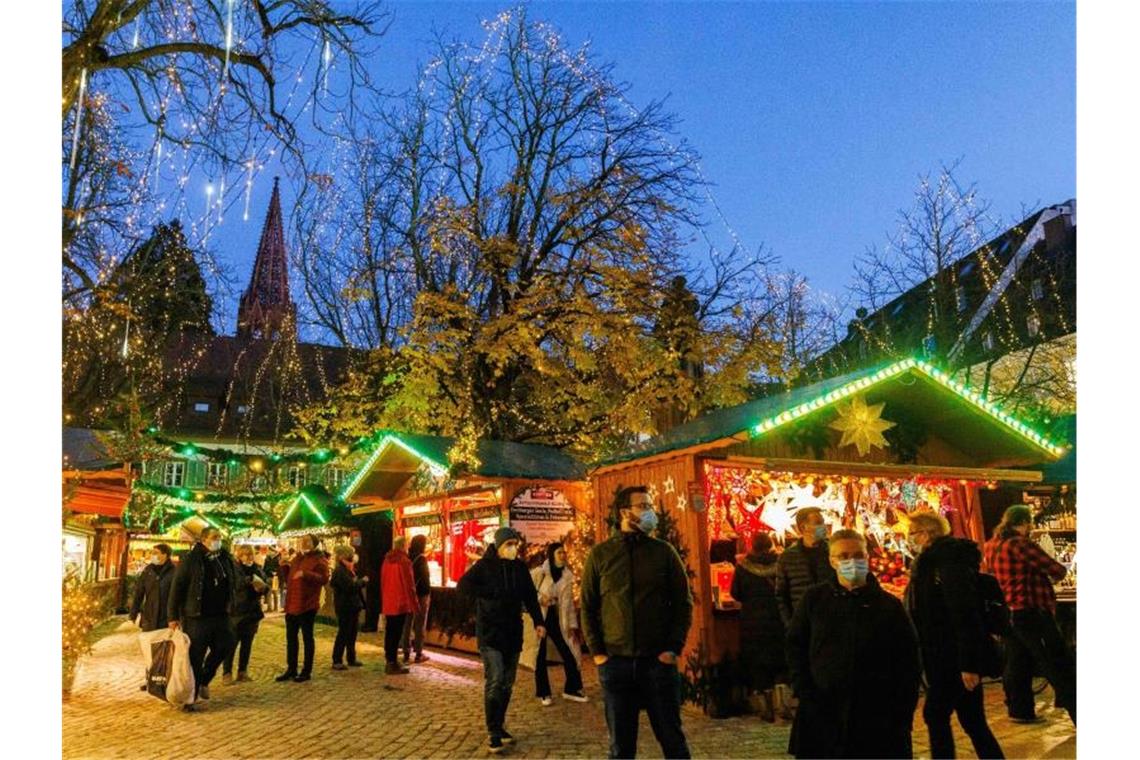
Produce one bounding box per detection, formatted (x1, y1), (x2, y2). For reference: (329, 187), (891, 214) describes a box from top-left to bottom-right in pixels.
(488, 736), (504, 755)
(332, 663), (348, 671)
(539, 696), (553, 707)
(293, 673), (311, 682)
(236, 672), (252, 683)
(414, 654), (431, 664)
(562, 691), (588, 703)
(198, 685), (211, 700)
(221, 673), (233, 685)
(275, 671), (298, 682)
(500, 730), (514, 745)
(348, 661), (364, 667)
(140, 684), (148, 692)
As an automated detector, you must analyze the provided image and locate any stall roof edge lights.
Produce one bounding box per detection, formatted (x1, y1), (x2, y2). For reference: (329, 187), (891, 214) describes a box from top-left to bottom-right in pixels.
(276, 491), (329, 532)
(339, 433), (449, 502)
(750, 357), (1067, 457)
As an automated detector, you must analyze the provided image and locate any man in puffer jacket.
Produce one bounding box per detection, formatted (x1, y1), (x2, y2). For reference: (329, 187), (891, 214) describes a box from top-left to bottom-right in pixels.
(581, 486), (693, 759)
(458, 527), (545, 755)
(906, 511), (1004, 758)
(775, 507), (831, 625)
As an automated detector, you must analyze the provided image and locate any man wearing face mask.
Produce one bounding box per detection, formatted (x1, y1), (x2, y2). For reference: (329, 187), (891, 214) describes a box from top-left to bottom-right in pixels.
(580, 486), (693, 759)
(786, 529), (921, 759)
(458, 526), (546, 755)
(221, 544), (269, 684)
(167, 527), (241, 708)
(776, 507), (832, 626)
(130, 544), (175, 690)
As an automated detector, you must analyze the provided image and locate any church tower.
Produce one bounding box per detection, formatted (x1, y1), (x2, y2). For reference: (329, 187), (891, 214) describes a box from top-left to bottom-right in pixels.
(237, 177), (296, 340)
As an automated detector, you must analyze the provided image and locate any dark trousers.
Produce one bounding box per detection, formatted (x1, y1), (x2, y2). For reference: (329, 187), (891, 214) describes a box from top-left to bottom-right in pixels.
(182, 615), (235, 698)
(402, 594), (431, 657)
(923, 675), (1004, 759)
(479, 646), (520, 738)
(222, 620), (259, 675)
(285, 610), (317, 676)
(384, 614), (408, 664)
(535, 606), (583, 697)
(333, 609), (360, 665)
(1003, 608), (1076, 723)
(599, 656), (691, 759)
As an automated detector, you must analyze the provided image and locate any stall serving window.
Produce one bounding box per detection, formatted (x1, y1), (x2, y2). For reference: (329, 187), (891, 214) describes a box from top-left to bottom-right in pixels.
(446, 505), (501, 586)
(402, 507), (445, 587)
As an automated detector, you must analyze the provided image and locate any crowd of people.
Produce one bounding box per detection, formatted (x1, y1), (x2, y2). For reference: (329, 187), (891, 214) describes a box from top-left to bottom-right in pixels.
(127, 494), (1075, 759)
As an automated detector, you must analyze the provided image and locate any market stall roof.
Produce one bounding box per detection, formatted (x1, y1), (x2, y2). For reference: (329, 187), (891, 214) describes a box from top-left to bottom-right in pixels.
(276, 484), (349, 532)
(65, 480), (131, 518)
(1035, 414), (1075, 485)
(340, 431), (587, 502)
(595, 358), (1069, 471)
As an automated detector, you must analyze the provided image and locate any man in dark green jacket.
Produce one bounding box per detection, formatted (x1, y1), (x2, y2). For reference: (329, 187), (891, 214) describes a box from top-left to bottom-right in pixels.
(581, 486), (693, 759)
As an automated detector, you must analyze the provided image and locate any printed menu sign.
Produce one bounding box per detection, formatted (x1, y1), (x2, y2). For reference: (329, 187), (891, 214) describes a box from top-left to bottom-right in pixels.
(509, 487), (575, 544)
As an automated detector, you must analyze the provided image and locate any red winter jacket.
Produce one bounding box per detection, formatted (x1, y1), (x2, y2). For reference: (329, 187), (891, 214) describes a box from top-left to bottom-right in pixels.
(285, 550), (330, 615)
(381, 549), (420, 616)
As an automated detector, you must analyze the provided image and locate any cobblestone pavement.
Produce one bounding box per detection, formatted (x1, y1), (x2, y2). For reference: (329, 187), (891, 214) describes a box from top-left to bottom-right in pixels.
(64, 616), (1074, 759)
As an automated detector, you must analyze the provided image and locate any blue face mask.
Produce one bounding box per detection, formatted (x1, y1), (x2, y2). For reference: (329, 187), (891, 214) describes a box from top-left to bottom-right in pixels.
(812, 525), (827, 541)
(637, 509), (659, 534)
(836, 558), (869, 584)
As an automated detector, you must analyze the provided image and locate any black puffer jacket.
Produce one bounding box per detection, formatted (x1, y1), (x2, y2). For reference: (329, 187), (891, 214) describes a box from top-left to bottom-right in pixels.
(411, 554), (431, 598)
(168, 543), (242, 622)
(730, 552), (786, 684)
(129, 561), (176, 631)
(457, 544), (543, 653)
(775, 539), (831, 624)
(331, 562), (366, 616)
(580, 531), (693, 659)
(787, 574), (921, 759)
(906, 536), (993, 682)
(231, 562), (268, 627)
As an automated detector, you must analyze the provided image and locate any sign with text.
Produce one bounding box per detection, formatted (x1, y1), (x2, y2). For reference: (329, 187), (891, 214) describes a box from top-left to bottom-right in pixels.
(509, 487), (575, 544)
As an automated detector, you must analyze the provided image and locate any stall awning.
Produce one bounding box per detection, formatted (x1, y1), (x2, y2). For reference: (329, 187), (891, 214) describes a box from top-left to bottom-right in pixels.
(66, 481), (130, 518)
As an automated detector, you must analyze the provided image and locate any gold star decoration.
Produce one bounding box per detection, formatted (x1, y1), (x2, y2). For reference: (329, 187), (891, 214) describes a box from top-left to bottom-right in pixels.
(828, 396), (896, 456)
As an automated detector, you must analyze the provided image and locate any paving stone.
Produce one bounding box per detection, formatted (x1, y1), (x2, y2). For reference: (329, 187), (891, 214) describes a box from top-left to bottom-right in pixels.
(64, 615), (1074, 759)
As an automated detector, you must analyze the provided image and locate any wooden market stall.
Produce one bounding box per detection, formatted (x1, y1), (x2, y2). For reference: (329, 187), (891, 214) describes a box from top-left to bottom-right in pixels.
(589, 358), (1067, 714)
(346, 432), (590, 653)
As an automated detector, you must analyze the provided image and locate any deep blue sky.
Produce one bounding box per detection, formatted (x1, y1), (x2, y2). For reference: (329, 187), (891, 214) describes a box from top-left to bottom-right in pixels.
(217, 1), (1075, 336)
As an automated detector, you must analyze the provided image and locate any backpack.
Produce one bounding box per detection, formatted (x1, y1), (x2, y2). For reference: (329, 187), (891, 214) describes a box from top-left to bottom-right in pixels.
(977, 571), (1012, 637)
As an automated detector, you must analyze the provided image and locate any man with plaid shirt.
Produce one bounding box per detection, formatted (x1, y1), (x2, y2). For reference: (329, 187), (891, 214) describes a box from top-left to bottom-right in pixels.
(983, 505), (1075, 725)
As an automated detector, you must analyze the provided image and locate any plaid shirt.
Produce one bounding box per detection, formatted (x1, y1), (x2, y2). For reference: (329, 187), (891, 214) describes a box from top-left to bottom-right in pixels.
(983, 536), (1068, 614)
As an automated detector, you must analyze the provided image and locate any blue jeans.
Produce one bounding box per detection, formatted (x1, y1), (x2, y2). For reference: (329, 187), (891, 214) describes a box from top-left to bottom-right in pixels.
(479, 646), (520, 738)
(598, 656), (691, 759)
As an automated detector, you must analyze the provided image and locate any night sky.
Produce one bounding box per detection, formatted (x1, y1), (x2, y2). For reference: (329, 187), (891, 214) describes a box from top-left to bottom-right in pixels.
(209, 1), (1075, 339)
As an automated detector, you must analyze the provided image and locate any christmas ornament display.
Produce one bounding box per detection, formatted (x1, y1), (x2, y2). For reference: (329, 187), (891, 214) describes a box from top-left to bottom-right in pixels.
(829, 396), (896, 456)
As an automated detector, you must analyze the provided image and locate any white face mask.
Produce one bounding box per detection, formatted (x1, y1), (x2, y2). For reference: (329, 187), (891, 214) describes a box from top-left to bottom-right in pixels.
(499, 544), (519, 560)
(150, 555), (163, 565)
(351, 554), (359, 564)
(207, 540), (222, 553)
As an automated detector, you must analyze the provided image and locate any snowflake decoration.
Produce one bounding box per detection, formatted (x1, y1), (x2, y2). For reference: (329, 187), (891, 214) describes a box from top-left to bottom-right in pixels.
(663, 476), (676, 495)
(829, 396), (896, 456)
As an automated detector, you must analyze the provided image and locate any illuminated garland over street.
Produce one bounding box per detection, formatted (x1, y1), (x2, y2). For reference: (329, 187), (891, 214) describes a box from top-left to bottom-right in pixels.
(134, 479), (297, 505)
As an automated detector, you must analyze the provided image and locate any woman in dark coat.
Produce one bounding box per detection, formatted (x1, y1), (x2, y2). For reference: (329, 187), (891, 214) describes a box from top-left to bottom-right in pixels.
(730, 532), (788, 721)
(130, 543), (176, 690)
(223, 544), (269, 683)
(331, 544), (368, 669)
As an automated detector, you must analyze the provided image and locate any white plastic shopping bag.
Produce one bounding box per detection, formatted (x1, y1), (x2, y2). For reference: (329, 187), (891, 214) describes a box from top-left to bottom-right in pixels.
(164, 629), (196, 707)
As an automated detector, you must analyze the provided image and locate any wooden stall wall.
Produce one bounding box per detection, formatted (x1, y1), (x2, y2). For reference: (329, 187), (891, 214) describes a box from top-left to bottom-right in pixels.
(591, 455), (711, 667)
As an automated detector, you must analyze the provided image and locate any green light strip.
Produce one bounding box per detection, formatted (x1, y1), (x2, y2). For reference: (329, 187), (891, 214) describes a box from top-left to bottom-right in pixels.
(301, 493), (328, 525)
(751, 357), (1066, 456)
(338, 434), (448, 501)
(277, 496), (303, 532)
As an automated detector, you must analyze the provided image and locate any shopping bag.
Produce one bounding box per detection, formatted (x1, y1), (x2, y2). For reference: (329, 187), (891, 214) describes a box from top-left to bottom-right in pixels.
(146, 638), (175, 701)
(164, 629), (196, 707)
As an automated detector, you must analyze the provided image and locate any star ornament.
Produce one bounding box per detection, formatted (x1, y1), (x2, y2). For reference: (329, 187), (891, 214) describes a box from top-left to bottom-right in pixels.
(828, 396), (896, 456)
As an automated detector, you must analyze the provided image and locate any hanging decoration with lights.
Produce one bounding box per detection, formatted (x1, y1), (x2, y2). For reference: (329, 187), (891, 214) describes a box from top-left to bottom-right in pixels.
(828, 396), (896, 456)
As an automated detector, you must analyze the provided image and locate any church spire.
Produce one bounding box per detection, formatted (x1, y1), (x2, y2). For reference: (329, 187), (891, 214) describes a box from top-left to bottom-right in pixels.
(237, 177), (296, 340)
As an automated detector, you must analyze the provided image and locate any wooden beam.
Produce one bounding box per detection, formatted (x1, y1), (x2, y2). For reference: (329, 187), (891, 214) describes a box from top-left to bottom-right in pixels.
(590, 434), (749, 477)
(351, 483), (503, 516)
(712, 456), (1043, 482)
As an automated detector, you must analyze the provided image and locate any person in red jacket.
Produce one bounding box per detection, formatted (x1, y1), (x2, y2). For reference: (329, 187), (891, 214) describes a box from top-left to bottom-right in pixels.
(276, 535), (330, 683)
(381, 536), (420, 675)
